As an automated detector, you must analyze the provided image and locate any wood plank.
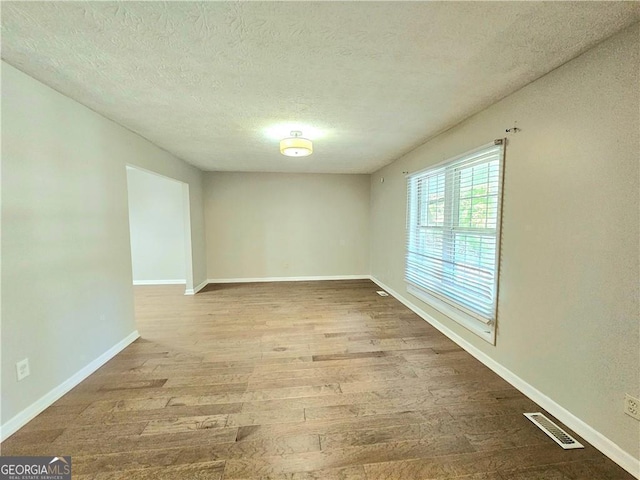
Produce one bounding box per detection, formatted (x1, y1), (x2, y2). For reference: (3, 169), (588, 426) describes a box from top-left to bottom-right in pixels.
(312, 351), (388, 362)
(141, 414), (229, 435)
(226, 409), (306, 427)
(49, 428), (240, 455)
(223, 435), (475, 478)
(75, 461), (226, 480)
(257, 465), (367, 480)
(72, 434), (320, 475)
(77, 403), (242, 426)
(233, 412), (440, 442)
(363, 445), (595, 479)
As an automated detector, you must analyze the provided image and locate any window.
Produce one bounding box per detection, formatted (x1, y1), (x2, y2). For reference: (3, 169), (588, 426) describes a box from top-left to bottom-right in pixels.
(405, 140), (505, 343)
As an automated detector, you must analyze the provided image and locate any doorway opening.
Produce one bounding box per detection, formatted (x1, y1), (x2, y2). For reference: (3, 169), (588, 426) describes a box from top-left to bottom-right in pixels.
(125, 165), (194, 295)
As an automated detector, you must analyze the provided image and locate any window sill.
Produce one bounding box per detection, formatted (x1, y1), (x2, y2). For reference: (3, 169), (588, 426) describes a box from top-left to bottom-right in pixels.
(406, 284), (496, 345)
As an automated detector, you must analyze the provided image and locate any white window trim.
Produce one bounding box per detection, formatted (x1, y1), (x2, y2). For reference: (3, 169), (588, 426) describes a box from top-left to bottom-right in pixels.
(405, 140), (506, 345)
(407, 284), (496, 344)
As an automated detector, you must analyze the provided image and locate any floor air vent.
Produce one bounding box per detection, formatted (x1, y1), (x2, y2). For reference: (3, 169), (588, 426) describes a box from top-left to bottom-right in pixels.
(376, 291), (389, 297)
(524, 413), (584, 450)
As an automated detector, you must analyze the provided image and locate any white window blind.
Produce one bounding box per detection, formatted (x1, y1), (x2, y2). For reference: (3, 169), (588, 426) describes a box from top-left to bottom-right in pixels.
(406, 140), (505, 337)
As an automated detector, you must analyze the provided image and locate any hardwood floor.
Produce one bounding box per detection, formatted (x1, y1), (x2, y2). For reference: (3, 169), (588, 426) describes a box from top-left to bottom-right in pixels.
(1, 280), (633, 479)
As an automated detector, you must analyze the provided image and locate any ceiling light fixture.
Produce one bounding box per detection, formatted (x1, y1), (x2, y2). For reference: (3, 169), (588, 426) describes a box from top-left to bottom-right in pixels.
(280, 131), (313, 157)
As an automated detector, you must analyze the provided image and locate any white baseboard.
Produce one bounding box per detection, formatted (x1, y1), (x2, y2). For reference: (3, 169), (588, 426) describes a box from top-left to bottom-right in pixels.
(133, 279), (186, 286)
(184, 279), (208, 296)
(370, 276), (640, 479)
(207, 275), (370, 284)
(0, 330), (140, 442)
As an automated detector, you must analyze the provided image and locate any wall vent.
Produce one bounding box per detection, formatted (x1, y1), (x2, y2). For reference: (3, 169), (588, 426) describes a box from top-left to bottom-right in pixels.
(376, 290), (389, 297)
(524, 413), (584, 450)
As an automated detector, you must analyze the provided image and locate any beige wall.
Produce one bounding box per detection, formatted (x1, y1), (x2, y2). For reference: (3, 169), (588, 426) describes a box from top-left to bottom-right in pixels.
(205, 172), (370, 279)
(370, 25), (640, 460)
(1, 62), (207, 427)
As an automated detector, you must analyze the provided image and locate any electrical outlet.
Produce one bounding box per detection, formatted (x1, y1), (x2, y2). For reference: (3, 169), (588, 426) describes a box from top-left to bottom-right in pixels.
(624, 394), (640, 421)
(16, 358), (30, 381)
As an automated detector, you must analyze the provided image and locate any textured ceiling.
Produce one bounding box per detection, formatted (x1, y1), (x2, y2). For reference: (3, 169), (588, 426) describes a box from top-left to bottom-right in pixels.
(2, 2), (639, 174)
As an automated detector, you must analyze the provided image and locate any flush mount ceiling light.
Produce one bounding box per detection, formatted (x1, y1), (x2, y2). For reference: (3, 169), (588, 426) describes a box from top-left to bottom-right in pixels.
(280, 131), (313, 157)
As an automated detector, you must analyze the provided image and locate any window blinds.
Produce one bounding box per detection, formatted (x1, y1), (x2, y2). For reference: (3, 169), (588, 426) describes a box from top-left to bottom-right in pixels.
(406, 141), (505, 325)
